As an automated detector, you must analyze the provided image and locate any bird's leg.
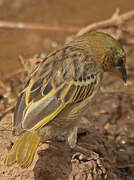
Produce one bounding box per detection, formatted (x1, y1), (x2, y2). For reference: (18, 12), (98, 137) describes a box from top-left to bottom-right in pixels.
(67, 127), (78, 149)
(68, 127), (99, 159)
(74, 145), (99, 159)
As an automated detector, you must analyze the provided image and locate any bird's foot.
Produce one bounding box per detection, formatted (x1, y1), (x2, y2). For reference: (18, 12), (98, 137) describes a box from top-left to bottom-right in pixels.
(73, 145), (99, 160)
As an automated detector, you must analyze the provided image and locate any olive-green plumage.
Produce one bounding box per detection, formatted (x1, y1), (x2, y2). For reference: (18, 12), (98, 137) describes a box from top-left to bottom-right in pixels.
(5, 31), (127, 168)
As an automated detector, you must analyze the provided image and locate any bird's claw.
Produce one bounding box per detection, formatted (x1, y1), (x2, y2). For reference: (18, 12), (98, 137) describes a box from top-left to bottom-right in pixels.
(73, 145), (99, 160)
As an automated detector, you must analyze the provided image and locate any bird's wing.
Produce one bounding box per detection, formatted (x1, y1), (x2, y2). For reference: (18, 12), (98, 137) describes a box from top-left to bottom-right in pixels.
(14, 46), (102, 132)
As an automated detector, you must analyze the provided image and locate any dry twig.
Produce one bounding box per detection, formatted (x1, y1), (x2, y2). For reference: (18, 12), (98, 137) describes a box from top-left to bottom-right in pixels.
(76, 9), (134, 36)
(0, 21), (80, 32)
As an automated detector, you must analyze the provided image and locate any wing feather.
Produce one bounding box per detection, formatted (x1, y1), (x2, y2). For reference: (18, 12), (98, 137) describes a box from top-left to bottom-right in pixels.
(13, 46), (102, 133)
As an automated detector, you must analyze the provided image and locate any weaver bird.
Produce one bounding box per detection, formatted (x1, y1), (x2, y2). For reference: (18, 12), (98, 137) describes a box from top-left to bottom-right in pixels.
(5, 31), (127, 168)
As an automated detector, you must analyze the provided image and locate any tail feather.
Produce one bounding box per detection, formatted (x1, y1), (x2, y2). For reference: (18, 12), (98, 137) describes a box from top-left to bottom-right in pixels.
(4, 138), (20, 166)
(4, 131), (40, 168)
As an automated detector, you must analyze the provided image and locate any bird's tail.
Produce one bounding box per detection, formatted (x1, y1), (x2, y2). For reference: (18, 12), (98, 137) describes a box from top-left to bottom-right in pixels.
(4, 131), (40, 168)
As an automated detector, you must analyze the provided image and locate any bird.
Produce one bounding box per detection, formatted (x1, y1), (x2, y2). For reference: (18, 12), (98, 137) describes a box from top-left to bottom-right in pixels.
(4, 31), (127, 168)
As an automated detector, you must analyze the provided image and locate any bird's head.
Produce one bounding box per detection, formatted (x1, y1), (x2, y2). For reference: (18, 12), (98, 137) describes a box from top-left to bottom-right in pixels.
(104, 46), (127, 83)
(81, 32), (127, 83)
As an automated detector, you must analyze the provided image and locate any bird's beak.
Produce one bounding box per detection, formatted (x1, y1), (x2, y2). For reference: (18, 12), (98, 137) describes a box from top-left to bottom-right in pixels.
(116, 64), (127, 83)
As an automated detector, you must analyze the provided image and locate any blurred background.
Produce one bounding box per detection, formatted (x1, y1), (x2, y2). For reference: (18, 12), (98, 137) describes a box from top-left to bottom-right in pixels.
(0, 0), (134, 78)
(0, 1), (134, 180)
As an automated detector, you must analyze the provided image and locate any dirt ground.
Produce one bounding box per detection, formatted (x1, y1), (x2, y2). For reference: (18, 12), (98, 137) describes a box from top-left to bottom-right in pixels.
(0, 1), (134, 180)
